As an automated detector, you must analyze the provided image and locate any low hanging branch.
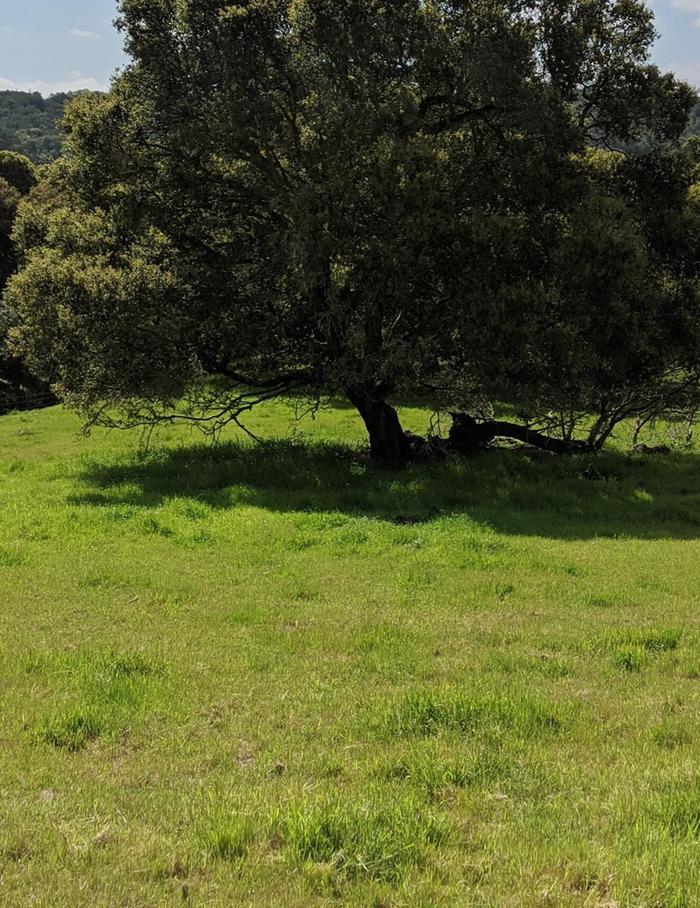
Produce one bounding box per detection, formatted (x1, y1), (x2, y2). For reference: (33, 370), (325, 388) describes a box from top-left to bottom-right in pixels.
(447, 413), (593, 455)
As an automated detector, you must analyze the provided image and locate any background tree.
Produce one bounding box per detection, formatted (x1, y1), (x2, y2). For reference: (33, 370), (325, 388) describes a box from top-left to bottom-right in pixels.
(0, 151), (37, 280)
(0, 151), (55, 412)
(7, 0), (697, 460)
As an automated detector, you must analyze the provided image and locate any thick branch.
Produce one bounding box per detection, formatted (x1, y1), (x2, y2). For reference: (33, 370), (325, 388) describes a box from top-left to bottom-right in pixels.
(400, 100), (506, 137)
(220, 367), (314, 391)
(449, 413), (592, 455)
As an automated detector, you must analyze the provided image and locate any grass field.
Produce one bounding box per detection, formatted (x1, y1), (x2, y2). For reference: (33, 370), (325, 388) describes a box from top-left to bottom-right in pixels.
(2, 400), (700, 906)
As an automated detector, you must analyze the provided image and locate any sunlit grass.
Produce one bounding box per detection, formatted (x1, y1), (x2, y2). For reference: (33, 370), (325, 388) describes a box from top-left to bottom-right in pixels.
(1, 399), (700, 905)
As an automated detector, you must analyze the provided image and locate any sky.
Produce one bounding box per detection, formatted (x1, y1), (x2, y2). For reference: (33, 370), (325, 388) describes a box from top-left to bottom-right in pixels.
(0, 0), (126, 95)
(0, 0), (699, 95)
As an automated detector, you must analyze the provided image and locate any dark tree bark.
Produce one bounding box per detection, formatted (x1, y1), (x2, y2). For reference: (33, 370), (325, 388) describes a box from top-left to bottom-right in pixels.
(347, 402), (594, 465)
(449, 413), (592, 455)
(347, 386), (413, 464)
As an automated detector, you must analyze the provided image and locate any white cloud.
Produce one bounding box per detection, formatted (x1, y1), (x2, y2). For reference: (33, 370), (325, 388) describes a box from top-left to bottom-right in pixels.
(69, 29), (103, 41)
(0, 74), (107, 96)
(666, 0), (700, 27)
(670, 60), (700, 87)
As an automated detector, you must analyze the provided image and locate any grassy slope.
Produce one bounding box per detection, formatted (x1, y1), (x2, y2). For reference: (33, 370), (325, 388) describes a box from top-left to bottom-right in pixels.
(1, 402), (700, 906)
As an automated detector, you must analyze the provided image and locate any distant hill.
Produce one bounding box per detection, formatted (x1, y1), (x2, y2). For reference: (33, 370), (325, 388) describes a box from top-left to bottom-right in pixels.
(0, 91), (80, 163)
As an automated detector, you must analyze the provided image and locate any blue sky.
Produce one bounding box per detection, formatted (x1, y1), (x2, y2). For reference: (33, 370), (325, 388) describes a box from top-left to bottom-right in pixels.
(0, 1), (125, 95)
(0, 0), (699, 95)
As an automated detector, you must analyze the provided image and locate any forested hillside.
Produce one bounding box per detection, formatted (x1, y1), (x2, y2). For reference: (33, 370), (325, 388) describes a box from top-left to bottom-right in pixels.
(0, 91), (75, 163)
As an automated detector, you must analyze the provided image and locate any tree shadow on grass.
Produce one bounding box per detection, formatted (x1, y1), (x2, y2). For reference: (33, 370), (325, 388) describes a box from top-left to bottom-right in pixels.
(71, 439), (700, 540)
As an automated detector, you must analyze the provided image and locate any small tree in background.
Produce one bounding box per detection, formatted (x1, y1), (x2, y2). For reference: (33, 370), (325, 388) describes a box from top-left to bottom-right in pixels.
(0, 151), (54, 412)
(0, 152), (36, 283)
(6, 0), (698, 460)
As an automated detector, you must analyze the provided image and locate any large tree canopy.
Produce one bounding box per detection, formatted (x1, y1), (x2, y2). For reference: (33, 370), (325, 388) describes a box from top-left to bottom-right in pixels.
(6, 0), (698, 459)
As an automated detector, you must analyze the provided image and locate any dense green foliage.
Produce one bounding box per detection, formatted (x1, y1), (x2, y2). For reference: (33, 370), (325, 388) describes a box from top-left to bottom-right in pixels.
(0, 91), (75, 163)
(2, 400), (700, 904)
(0, 151), (52, 412)
(0, 151), (36, 280)
(6, 0), (698, 461)
(450, 143), (700, 450)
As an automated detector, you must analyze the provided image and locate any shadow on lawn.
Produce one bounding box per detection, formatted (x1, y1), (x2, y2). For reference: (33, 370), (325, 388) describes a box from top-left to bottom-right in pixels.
(72, 439), (700, 540)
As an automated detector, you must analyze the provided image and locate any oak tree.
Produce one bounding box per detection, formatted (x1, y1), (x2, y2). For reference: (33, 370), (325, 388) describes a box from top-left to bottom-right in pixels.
(7, 0), (696, 459)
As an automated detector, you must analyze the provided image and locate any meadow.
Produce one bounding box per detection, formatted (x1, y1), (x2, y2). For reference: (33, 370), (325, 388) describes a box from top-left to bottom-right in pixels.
(1, 400), (700, 906)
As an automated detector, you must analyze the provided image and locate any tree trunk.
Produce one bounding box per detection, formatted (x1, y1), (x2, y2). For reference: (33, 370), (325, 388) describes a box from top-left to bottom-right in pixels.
(347, 386), (412, 464)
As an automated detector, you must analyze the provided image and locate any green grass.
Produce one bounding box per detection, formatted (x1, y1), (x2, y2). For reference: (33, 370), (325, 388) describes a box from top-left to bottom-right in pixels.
(1, 399), (700, 905)
(381, 690), (568, 738)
